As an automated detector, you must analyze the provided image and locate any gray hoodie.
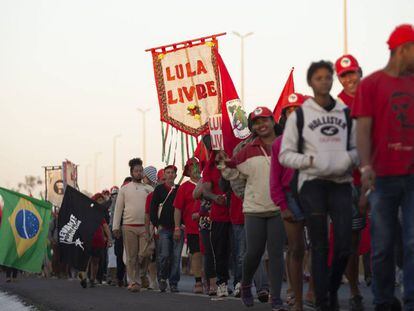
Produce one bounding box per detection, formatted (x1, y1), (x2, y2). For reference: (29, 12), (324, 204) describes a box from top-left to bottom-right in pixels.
(279, 98), (359, 191)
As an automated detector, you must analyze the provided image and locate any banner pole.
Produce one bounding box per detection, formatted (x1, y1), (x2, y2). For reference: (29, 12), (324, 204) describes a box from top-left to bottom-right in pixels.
(145, 32), (226, 52)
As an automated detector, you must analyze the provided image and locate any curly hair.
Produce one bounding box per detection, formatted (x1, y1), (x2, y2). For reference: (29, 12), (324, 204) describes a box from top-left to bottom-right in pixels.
(128, 158), (143, 174)
(307, 60), (334, 85)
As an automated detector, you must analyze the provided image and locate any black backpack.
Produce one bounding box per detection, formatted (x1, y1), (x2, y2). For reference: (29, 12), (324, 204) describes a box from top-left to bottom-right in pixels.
(289, 106), (352, 200)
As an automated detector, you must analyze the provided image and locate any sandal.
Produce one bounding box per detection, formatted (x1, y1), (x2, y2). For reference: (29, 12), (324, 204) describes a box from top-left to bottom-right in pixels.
(286, 295), (295, 306)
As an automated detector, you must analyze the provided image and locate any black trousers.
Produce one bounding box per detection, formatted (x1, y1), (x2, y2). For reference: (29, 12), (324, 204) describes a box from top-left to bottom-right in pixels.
(199, 228), (216, 280)
(299, 179), (352, 307)
(114, 237), (125, 282)
(210, 221), (231, 285)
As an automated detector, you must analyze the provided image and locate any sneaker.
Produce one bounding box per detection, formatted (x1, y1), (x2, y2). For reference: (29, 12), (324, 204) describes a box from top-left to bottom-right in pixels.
(194, 282), (203, 294)
(141, 276), (150, 289)
(208, 284), (217, 296)
(170, 285), (179, 293)
(159, 279), (167, 293)
(257, 289), (269, 303)
(233, 282), (241, 298)
(241, 284), (254, 307)
(217, 283), (229, 298)
(350, 294), (364, 311)
(89, 279), (96, 288)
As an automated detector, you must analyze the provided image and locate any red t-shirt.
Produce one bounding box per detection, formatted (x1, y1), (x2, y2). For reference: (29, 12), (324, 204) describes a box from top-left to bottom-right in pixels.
(173, 180), (199, 235)
(230, 192), (244, 225)
(338, 90), (362, 186)
(145, 192), (153, 215)
(352, 70), (414, 176)
(92, 219), (106, 249)
(202, 161), (230, 222)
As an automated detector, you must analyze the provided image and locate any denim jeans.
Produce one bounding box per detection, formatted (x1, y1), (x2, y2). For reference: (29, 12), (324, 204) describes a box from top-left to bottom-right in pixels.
(157, 227), (184, 286)
(369, 174), (414, 309)
(299, 179), (352, 307)
(232, 224), (269, 291)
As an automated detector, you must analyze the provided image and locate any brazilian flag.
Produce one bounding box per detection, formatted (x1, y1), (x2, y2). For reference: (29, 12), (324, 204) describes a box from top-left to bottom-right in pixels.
(0, 187), (52, 273)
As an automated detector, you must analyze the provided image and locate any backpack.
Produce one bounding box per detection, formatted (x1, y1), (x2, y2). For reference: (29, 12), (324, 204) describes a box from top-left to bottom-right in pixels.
(289, 106), (352, 200)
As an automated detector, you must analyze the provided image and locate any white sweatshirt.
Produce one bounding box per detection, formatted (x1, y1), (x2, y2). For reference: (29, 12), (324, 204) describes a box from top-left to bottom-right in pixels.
(279, 98), (359, 191)
(112, 182), (153, 230)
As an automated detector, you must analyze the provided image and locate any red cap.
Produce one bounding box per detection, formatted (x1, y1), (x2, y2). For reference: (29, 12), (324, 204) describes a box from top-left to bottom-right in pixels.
(282, 93), (307, 110)
(387, 24), (414, 50)
(92, 193), (104, 201)
(157, 169), (165, 181)
(248, 106), (273, 121)
(335, 54), (360, 76)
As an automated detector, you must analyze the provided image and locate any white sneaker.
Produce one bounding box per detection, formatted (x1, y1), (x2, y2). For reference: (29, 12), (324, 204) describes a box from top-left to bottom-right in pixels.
(217, 283), (229, 297)
(234, 282), (241, 298)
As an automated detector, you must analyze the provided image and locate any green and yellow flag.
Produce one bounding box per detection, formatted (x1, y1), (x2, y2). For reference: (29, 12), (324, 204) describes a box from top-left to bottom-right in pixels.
(0, 187), (52, 273)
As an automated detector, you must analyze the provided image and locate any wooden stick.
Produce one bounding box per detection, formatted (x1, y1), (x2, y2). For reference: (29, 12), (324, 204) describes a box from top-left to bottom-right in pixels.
(145, 32), (226, 52)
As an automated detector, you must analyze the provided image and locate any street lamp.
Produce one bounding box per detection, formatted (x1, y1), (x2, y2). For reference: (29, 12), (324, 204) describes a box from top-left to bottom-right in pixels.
(94, 152), (102, 192)
(232, 31), (254, 104)
(113, 134), (121, 186)
(343, 0), (348, 54)
(137, 107), (151, 165)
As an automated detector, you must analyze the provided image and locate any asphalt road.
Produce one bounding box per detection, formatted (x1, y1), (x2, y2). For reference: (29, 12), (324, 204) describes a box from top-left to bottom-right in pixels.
(0, 274), (382, 311)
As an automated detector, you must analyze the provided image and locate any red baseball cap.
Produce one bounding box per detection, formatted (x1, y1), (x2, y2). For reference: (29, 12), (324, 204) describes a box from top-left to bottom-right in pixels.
(282, 93), (307, 110)
(92, 193), (105, 201)
(335, 54), (360, 76)
(248, 106), (273, 122)
(157, 169), (165, 181)
(387, 24), (414, 50)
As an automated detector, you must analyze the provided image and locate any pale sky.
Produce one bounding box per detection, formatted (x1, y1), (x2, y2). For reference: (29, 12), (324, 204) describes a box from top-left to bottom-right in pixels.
(0, 0), (413, 196)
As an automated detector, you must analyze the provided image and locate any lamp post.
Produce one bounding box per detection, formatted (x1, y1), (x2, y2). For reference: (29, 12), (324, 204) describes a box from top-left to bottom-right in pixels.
(137, 108), (151, 164)
(113, 134), (121, 186)
(343, 0), (348, 54)
(232, 31), (254, 104)
(94, 152), (102, 192)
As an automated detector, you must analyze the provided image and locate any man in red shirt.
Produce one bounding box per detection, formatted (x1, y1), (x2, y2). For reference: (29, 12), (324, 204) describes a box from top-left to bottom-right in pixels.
(335, 54), (365, 311)
(173, 158), (203, 294)
(353, 24), (414, 310)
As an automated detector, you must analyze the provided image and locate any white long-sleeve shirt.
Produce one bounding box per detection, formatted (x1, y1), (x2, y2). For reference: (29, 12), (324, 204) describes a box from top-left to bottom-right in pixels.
(279, 98), (359, 191)
(112, 181), (153, 230)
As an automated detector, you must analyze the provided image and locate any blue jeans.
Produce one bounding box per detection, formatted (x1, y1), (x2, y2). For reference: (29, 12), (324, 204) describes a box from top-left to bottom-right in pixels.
(157, 227), (184, 286)
(369, 175), (414, 309)
(232, 224), (269, 291)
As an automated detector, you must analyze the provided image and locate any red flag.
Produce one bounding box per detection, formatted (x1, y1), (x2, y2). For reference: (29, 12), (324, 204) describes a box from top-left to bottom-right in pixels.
(273, 68), (295, 122)
(216, 52), (251, 155)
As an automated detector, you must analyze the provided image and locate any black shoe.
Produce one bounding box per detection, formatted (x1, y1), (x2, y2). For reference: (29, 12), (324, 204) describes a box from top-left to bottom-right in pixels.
(159, 279), (167, 292)
(350, 294), (364, 311)
(257, 289), (269, 303)
(80, 278), (87, 289)
(170, 285), (179, 293)
(391, 297), (402, 311)
(89, 279), (96, 288)
(374, 298), (401, 311)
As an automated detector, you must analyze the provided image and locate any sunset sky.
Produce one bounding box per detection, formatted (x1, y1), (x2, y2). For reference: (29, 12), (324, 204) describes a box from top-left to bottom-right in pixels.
(1, 0), (413, 196)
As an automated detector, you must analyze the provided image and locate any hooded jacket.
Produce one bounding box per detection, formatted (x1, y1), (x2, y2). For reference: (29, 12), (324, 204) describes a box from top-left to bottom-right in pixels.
(279, 98), (359, 191)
